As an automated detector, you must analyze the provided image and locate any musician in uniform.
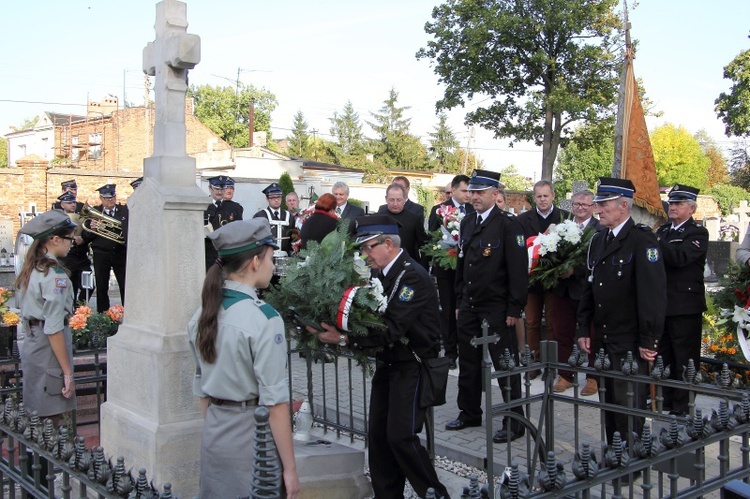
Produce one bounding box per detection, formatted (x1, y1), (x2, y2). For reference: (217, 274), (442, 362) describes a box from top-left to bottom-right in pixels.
(577, 177), (666, 445)
(254, 183), (295, 255)
(82, 184), (128, 313)
(445, 170), (529, 444)
(655, 184), (708, 416)
(51, 179), (85, 212)
(57, 191), (92, 307)
(313, 215), (449, 499)
(204, 176), (243, 271)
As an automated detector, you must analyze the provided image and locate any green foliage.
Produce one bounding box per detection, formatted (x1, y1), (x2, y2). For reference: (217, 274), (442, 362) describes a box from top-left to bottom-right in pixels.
(554, 121), (614, 198)
(498, 165), (533, 192)
(287, 110), (311, 158)
(329, 100), (364, 155)
(72, 313), (120, 350)
(728, 140), (750, 189)
(530, 223), (596, 290)
(189, 83), (277, 148)
(651, 124), (710, 187)
(367, 87), (427, 170)
(418, 0), (621, 180)
(279, 172), (295, 211)
(11, 116), (39, 132)
(708, 183), (750, 216)
(705, 261), (750, 365)
(716, 46), (750, 138)
(412, 185), (432, 219)
(427, 113), (459, 172)
(0, 137), (7, 168)
(695, 129), (729, 187)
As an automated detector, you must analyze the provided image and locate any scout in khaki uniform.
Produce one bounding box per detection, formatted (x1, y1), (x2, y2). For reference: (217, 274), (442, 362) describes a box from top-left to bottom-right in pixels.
(188, 218), (300, 498)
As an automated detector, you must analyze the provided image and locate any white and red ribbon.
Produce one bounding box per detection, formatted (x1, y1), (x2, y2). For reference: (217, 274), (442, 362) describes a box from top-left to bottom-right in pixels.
(337, 286), (362, 332)
(527, 235), (541, 275)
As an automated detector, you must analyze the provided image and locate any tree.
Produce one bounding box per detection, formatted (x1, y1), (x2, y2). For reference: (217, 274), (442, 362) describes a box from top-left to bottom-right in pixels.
(427, 113), (459, 172)
(287, 110), (311, 158)
(329, 100), (364, 155)
(498, 165), (533, 191)
(279, 172), (295, 211)
(728, 140), (750, 189)
(715, 43), (750, 138)
(650, 124), (710, 188)
(189, 83), (277, 148)
(0, 137), (8, 168)
(11, 116), (39, 132)
(554, 121), (615, 197)
(709, 183), (750, 216)
(418, 0), (621, 181)
(366, 87), (427, 170)
(694, 129), (728, 187)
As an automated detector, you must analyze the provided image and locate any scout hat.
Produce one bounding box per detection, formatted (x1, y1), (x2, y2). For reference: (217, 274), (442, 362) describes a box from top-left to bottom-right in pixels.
(19, 210), (76, 240)
(262, 183), (283, 197)
(667, 184), (699, 202)
(208, 176), (229, 189)
(96, 184), (117, 198)
(130, 177), (143, 189)
(354, 214), (400, 245)
(593, 177), (635, 202)
(57, 192), (76, 203)
(467, 170), (501, 191)
(61, 179), (78, 190)
(208, 218), (279, 256)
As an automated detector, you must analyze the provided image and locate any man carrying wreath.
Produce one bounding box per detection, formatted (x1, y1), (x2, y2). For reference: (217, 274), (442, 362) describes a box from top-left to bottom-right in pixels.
(314, 215), (449, 499)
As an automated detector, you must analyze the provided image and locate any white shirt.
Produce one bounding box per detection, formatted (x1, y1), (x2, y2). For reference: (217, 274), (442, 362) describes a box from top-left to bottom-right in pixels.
(382, 249), (404, 277)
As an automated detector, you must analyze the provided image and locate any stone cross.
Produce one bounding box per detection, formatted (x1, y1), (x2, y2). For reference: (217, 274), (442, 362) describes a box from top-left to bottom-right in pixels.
(734, 200), (750, 242)
(142, 0), (200, 157)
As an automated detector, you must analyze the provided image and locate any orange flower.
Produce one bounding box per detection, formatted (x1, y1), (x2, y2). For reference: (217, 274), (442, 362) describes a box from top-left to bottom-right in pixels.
(75, 305), (92, 317)
(2, 311), (19, 326)
(446, 248), (458, 257)
(710, 344), (719, 352)
(106, 305), (124, 323)
(69, 314), (88, 331)
(729, 348), (737, 355)
(702, 337), (710, 344)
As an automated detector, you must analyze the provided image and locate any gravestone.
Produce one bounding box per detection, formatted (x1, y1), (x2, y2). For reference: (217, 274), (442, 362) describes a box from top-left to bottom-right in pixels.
(706, 240), (738, 282)
(705, 217), (720, 242)
(0, 220), (13, 254)
(99, 1), (206, 495)
(734, 200), (750, 243)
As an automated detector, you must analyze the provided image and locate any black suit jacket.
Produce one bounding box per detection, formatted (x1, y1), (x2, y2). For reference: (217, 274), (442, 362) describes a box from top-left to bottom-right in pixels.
(82, 203), (129, 253)
(339, 203), (365, 221)
(299, 211), (340, 250)
(655, 217), (708, 316)
(378, 199), (425, 226)
(577, 218), (667, 351)
(550, 217), (601, 300)
(382, 209), (428, 264)
(456, 207), (528, 318)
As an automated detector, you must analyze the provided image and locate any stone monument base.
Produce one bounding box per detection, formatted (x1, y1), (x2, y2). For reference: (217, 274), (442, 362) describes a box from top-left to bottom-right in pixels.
(294, 434), (372, 498)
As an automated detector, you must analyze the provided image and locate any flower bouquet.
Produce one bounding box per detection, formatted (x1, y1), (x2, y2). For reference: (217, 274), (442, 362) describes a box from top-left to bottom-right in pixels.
(0, 288), (19, 358)
(70, 305), (123, 349)
(290, 205), (317, 254)
(421, 205), (464, 270)
(713, 262), (750, 363)
(527, 220), (596, 290)
(264, 223), (387, 369)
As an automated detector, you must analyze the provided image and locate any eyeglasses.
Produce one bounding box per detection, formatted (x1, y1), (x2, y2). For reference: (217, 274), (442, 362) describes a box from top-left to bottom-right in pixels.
(267, 195), (282, 200)
(572, 203), (593, 208)
(361, 241), (384, 253)
(59, 236), (75, 242)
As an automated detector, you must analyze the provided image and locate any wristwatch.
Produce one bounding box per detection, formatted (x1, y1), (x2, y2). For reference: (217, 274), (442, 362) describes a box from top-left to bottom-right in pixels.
(338, 334), (347, 347)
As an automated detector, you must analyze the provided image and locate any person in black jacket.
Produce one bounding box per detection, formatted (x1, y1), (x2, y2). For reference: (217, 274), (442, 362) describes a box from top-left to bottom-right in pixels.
(313, 215), (449, 499)
(655, 184), (708, 416)
(547, 190), (601, 395)
(427, 174), (473, 366)
(517, 180), (570, 372)
(82, 184), (128, 313)
(577, 177), (666, 445)
(254, 182), (295, 254)
(57, 191), (92, 307)
(51, 179), (85, 212)
(204, 175), (243, 271)
(445, 170), (529, 444)
(379, 184), (428, 264)
(377, 176), (425, 226)
(299, 193), (339, 250)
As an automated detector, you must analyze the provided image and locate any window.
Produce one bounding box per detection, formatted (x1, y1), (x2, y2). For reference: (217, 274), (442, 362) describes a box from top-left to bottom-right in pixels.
(89, 144), (102, 159)
(71, 136), (79, 160)
(89, 133), (101, 144)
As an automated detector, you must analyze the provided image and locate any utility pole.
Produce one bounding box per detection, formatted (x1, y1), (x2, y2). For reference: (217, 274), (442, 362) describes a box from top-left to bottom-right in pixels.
(461, 126), (475, 174)
(311, 128), (319, 161)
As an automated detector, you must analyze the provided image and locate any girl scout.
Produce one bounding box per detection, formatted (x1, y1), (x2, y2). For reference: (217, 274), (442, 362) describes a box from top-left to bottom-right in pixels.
(15, 210), (78, 421)
(188, 218), (300, 498)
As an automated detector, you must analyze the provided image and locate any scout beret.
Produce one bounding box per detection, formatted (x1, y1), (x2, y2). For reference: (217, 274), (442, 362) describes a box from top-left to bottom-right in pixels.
(593, 177), (635, 202)
(19, 210), (77, 240)
(208, 218), (279, 256)
(354, 214), (401, 245)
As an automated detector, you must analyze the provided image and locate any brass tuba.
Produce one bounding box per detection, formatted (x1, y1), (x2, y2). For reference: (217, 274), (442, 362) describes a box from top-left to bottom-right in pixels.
(80, 203), (125, 244)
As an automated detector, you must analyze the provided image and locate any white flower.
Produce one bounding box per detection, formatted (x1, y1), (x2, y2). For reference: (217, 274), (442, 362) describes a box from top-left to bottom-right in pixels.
(733, 305), (750, 328)
(369, 278), (388, 313)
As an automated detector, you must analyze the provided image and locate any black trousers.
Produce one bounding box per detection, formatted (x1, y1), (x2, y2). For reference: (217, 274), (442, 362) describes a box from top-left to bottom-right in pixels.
(600, 339), (649, 444)
(93, 249), (126, 313)
(436, 273), (458, 360)
(368, 361), (449, 499)
(456, 309), (524, 431)
(659, 314), (702, 414)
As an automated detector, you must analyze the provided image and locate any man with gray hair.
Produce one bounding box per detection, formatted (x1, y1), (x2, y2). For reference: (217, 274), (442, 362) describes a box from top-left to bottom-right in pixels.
(655, 184), (708, 416)
(332, 181), (365, 220)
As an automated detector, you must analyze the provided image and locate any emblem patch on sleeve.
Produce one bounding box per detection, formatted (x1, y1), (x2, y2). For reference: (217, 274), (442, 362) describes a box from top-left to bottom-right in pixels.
(516, 235), (525, 247)
(398, 286), (415, 302)
(55, 278), (69, 288)
(274, 333), (284, 345)
(646, 248), (660, 262)
(692, 240), (701, 248)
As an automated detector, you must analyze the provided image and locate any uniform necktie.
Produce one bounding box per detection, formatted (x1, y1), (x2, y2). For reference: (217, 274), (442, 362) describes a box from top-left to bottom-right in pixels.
(336, 207), (342, 215)
(605, 231), (614, 246)
(106, 210), (113, 217)
(215, 200), (222, 209)
(459, 205), (466, 215)
(477, 214), (483, 225)
(273, 210), (280, 220)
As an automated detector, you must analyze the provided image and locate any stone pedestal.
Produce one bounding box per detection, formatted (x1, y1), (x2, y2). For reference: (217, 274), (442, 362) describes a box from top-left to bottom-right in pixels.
(294, 437), (372, 498)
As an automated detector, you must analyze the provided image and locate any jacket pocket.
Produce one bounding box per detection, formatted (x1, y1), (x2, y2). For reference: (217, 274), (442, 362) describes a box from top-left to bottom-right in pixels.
(45, 368), (64, 395)
(478, 238), (502, 250)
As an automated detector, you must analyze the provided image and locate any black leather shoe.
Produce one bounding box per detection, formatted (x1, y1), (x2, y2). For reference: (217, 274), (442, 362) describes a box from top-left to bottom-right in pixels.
(445, 418), (481, 431)
(492, 428), (525, 443)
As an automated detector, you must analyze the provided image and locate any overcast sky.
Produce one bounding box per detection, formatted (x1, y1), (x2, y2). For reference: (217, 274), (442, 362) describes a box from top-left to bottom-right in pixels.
(1, 0), (748, 180)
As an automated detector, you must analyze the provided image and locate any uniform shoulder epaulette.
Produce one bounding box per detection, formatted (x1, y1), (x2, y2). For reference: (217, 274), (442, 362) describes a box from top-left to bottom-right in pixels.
(657, 223), (670, 232)
(635, 223), (653, 231)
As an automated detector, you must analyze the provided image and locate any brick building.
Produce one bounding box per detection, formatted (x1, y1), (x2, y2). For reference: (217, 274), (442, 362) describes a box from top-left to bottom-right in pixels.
(1, 97), (231, 240)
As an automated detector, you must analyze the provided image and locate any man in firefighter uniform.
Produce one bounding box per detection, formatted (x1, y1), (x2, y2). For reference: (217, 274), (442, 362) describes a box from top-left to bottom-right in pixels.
(204, 175), (243, 270)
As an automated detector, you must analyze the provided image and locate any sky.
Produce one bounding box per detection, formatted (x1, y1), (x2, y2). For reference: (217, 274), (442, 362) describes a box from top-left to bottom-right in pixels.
(1, 0), (748, 181)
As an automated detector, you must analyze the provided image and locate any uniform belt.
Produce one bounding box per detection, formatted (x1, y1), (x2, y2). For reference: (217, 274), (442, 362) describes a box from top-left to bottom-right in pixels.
(208, 396), (258, 408)
(27, 318), (70, 327)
